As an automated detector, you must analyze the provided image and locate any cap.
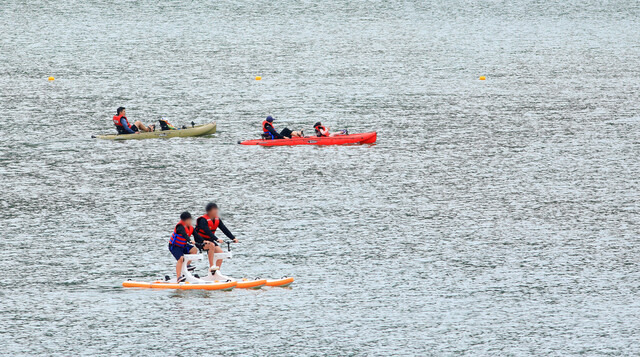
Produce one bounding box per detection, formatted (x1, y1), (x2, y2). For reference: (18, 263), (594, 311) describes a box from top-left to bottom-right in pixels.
(266, 115), (274, 122)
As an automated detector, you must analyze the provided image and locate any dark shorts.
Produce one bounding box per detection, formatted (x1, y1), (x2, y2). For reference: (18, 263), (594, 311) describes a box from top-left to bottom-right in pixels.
(116, 124), (139, 135)
(280, 127), (293, 138)
(168, 243), (194, 260)
(196, 240), (219, 251)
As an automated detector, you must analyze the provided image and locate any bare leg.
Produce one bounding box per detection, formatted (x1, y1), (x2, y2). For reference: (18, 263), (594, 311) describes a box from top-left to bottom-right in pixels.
(203, 242), (215, 267)
(207, 248), (214, 267)
(134, 121), (154, 132)
(176, 256), (184, 279)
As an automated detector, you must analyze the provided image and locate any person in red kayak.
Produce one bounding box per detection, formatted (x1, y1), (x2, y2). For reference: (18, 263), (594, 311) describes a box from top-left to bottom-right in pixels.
(262, 116), (303, 139)
(194, 202), (238, 271)
(168, 212), (199, 283)
(112, 107), (155, 134)
(313, 122), (348, 137)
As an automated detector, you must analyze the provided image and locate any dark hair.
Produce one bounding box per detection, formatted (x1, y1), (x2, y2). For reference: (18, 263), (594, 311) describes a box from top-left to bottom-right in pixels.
(314, 122), (322, 127)
(117, 107), (126, 115)
(180, 211), (192, 221)
(205, 202), (218, 212)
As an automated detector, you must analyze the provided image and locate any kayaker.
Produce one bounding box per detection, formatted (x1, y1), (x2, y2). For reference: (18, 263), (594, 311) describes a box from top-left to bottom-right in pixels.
(194, 202), (239, 271)
(262, 116), (303, 139)
(313, 122), (347, 137)
(169, 211), (199, 283)
(113, 107), (155, 134)
(262, 116), (285, 139)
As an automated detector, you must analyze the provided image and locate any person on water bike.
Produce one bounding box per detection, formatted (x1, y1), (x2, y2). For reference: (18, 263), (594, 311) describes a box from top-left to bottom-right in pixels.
(168, 211), (198, 283)
(313, 122), (347, 137)
(262, 116), (303, 139)
(194, 202), (238, 272)
(112, 107), (155, 134)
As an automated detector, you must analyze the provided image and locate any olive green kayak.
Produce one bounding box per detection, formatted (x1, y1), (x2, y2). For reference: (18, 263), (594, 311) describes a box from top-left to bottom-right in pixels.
(92, 122), (217, 140)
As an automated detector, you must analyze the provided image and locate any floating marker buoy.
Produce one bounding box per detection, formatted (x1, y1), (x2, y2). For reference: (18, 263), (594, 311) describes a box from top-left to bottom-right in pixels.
(255, 76), (262, 80)
(479, 76), (486, 80)
(48, 76), (55, 81)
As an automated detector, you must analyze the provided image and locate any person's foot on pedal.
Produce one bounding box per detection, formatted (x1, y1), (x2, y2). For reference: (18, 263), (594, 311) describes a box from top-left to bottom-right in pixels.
(177, 276), (186, 283)
(187, 264), (196, 272)
(209, 266), (220, 273)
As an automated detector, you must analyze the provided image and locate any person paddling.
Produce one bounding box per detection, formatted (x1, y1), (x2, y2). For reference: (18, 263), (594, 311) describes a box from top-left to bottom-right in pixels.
(113, 107), (155, 134)
(262, 116), (303, 139)
(168, 212), (199, 283)
(262, 116), (285, 139)
(194, 202), (238, 272)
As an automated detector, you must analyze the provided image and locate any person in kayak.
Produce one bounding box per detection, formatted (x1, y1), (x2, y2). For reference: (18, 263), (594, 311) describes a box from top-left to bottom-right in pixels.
(169, 211), (198, 283)
(194, 202), (239, 271)
(313, 122), (348, 137)
(262, 116), (303, 139)
(113, 107), (155, 134)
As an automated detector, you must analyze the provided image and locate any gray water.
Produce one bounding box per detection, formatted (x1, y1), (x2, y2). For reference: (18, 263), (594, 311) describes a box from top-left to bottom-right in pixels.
(1, 1), (640, 355)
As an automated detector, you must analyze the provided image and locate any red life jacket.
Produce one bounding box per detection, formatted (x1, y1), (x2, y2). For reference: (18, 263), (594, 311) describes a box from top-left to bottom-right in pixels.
(314, 125), (328, 137)
(262, 120), (274, 133)
(195, 214), (220, 240)
(112, 115), (132, 128)
(169, 221), (193, 247)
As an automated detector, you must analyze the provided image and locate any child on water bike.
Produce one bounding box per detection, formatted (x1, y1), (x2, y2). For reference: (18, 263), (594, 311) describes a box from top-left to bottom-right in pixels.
(168, 212), (199, 283)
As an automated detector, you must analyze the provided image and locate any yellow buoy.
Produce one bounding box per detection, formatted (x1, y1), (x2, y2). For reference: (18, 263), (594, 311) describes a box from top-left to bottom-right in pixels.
(48, 76), (55, 81)
(479, 76), (486, 80)
(255, 76), (262, 81)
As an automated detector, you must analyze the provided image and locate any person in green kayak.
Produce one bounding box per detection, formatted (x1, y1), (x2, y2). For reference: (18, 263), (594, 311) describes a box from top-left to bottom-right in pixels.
(112, 107), (155, 134)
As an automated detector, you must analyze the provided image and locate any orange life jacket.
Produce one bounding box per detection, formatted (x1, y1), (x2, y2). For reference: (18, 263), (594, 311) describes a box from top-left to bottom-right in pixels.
(112, 115), (131, 128)
(195, 214), (220, 240)
(169, 221), (193, 247)
(314, 125), (328, 137)
(262, 120), (274, 133)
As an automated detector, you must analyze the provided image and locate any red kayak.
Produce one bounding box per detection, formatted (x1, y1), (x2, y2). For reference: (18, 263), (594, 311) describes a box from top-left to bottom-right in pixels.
(238, 132), (377, 146)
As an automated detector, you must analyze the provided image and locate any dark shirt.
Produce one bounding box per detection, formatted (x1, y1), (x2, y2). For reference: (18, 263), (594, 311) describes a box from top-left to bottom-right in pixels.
(120, 117), (136, 134)
(196, 217), (235, 243)
(264, 122), (284, 139)
(175, 224), (192, 242)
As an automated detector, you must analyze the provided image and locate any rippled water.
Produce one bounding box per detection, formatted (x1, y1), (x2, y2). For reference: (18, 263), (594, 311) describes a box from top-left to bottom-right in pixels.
(2, 1), (640, 355)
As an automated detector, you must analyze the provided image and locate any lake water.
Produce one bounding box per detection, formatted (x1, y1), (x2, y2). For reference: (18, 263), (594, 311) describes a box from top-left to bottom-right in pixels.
(1, 1), (640, 355)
